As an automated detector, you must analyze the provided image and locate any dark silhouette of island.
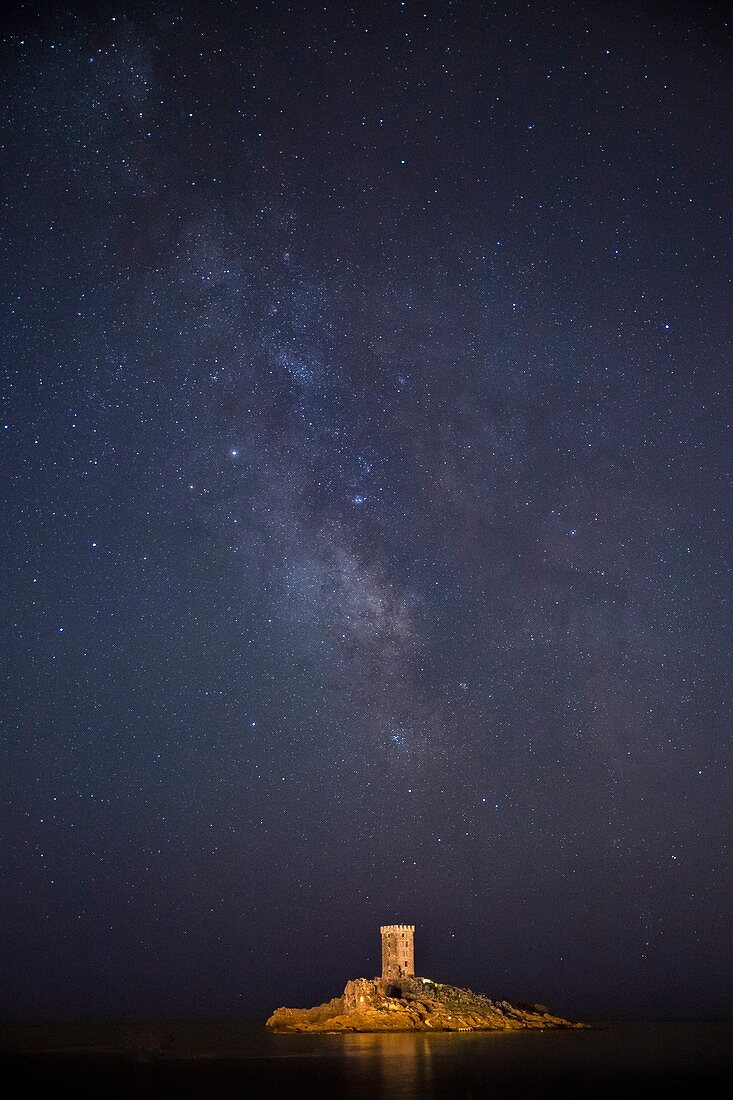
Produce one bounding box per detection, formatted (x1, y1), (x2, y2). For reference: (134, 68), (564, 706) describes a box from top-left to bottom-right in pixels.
(267, 924), (585, 1032)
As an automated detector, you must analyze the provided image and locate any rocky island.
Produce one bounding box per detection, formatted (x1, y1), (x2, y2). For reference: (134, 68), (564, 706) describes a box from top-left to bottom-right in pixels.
(267, 975), (583, 1032)
(267, 924), (584, 1033)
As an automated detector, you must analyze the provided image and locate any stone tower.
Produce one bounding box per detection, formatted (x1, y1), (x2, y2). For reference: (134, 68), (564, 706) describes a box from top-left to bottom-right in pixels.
(380, 924), (415, 983)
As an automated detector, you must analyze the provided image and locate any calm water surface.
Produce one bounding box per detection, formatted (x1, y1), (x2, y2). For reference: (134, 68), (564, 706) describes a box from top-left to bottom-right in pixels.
(2, 1021), (731, 1098)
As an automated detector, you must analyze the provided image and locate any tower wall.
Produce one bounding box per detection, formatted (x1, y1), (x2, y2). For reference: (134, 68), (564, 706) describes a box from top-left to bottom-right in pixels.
(380, 924), (415, 982)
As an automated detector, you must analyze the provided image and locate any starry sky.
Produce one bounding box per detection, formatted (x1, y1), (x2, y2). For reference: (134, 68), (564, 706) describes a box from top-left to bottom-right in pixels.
(1, 0), (731, 1023)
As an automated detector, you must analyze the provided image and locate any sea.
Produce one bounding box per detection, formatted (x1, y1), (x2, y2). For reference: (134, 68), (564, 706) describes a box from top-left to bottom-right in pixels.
(1, 1020), (731, 1098)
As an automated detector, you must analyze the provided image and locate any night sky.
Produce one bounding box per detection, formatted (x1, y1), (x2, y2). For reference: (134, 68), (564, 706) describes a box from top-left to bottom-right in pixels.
(1, 0), (731, 1023)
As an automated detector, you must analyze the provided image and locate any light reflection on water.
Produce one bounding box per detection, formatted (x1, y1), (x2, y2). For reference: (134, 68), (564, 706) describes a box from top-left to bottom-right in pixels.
(339, 1031), (437, 1096)
(3, 1022), (732, 1099)
(269, 1024), (733, 1099)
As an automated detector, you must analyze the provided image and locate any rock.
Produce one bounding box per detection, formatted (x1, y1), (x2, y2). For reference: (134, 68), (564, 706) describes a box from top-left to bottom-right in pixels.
(266, 977), (586, 1033)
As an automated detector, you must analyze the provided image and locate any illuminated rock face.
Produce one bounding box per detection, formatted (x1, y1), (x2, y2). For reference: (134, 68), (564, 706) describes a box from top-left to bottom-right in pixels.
(380, 924), (415, 984)
(266, 977), (585, 1033)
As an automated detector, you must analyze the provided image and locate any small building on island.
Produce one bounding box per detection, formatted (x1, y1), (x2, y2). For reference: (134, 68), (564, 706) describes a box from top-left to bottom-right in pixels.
(380, 923), (415, 987)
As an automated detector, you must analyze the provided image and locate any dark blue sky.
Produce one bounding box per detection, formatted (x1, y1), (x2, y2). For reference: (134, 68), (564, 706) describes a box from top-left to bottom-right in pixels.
(1, 0), (730, 1021)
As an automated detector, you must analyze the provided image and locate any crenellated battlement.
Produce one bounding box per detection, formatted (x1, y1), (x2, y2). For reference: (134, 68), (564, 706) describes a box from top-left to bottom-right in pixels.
(380, 924), (415, 933)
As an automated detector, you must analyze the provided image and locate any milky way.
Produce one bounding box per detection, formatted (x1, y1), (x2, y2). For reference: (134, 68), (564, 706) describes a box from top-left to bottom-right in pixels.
(1, 1), (730, 1020)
